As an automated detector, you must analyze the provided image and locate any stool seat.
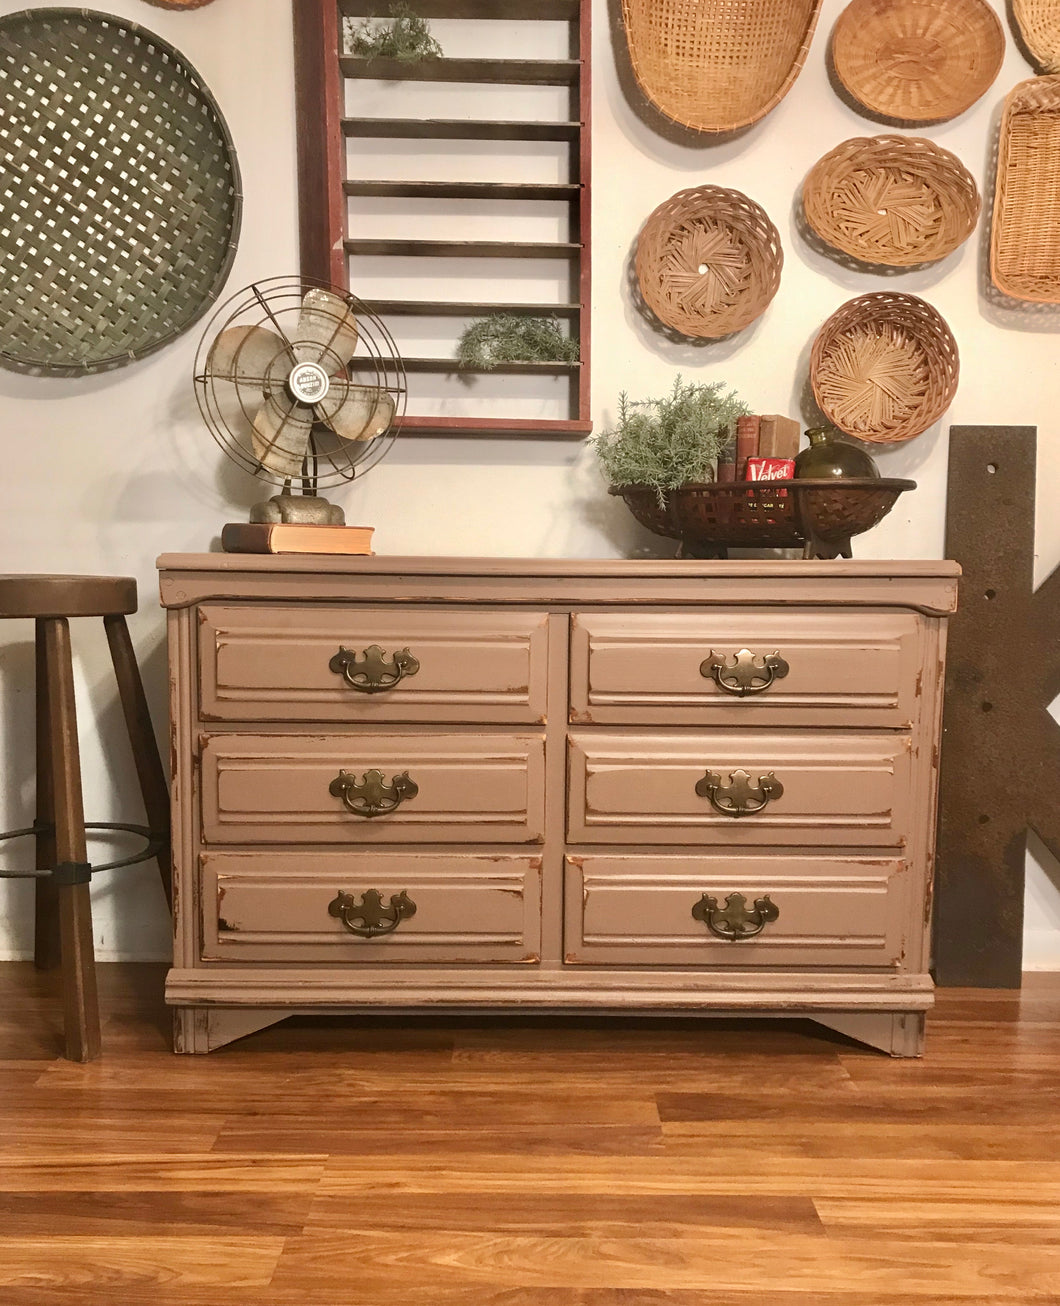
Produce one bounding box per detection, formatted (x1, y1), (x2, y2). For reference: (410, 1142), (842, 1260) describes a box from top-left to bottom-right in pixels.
(0, 575), (137, 620)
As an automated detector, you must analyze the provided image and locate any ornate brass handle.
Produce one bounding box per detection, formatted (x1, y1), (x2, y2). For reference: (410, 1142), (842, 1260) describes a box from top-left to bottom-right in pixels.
(692, 892), (779, 941)
(329, 644), (420, 693)
(701, 649), (789, 696)
(328, 888), (417, 937)
(329, 768), (419, 817)
(695, 768), (784, 817)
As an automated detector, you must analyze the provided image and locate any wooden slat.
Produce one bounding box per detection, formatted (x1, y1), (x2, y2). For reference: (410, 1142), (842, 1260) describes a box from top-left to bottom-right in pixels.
(344, 238), (580, 258)
(935, 425), (1060, 986)
(339, 0), (580, 17)
(339, 55), (580, 84)
(344, 179), (580, 200)
(339, 117), (580, 140)
(363, 299), (581, 317)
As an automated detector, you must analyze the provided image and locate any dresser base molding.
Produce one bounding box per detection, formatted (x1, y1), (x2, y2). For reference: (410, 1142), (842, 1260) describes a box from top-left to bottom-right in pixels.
(167, 969), (933, 1055)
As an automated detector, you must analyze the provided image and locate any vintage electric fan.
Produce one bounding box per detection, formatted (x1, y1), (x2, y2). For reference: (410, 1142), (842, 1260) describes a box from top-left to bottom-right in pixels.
(194, 277), (406, 524)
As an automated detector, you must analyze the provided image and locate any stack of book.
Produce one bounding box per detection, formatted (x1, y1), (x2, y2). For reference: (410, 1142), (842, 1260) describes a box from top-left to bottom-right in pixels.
(220, 523), (375, 555)
(716, 414), (802, 482)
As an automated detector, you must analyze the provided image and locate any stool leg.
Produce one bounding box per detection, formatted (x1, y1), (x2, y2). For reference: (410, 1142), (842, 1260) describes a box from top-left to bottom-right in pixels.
(103, 615), (172, 912)
(44, 618), (100, 1062)
(33, 619), (60, 970)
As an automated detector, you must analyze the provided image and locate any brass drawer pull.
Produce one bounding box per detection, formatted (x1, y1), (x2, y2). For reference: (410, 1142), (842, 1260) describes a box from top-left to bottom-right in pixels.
(329, 768), (419, 817)
(328, 888), (417, 937)
(329, 644), (420, 693)
(695, 768), (784, 817)
(693, 891), (779, 941)
(701, 649), (789, 696)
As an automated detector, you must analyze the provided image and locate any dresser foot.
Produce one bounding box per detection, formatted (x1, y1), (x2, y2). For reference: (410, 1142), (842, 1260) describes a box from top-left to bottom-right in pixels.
(813, 1010), (926, 1057)
(173, 1006), (289, 1053)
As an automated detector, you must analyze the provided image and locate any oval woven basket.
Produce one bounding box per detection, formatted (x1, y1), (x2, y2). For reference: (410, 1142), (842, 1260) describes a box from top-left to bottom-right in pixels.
(803, 135), (980, 266)
(810, 292), (959, 443)
(991, 77), (1060, 303)
(635, 186), (783, 340)
(611, 479), (915, 558)
(831, 0), (1004, 124)
(1013, 0), (1060, 72)
(0, 8), (240, 375)
(621, 0), (823, 133)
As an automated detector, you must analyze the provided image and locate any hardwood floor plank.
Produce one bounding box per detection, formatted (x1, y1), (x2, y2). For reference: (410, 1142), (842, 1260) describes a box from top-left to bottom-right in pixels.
(304, 1192), (824, 1237)
(0, 1235), (285, 1289)
(814, 1198), (1060, 1244)
(268, 1229), (1060, 1295)
(212, 1123), (665, 1157)
(0, 1190), (313, 1237)
(0, 1155), (326, 1191)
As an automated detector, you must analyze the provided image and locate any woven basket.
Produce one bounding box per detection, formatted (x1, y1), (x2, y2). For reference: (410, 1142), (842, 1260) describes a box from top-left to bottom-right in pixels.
(0, 8), (240, 375)
(810, 293), (959, 443)
(621, 0), (823, 133)
(1013, 0), (1060, 72)
(803, 136), (980, 266)
(611, 479), (915, 558)
(635, 186), (783, 340)
(991, 77), (1060, 303)
(831, 0), (1004, 124)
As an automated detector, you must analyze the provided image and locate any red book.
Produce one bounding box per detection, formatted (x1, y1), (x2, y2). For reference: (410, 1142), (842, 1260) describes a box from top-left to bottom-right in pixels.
(735, 415), (760, 479)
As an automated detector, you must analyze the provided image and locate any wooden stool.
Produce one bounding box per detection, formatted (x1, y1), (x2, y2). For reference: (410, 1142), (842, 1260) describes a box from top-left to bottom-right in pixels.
(0, 575), (171, 1061)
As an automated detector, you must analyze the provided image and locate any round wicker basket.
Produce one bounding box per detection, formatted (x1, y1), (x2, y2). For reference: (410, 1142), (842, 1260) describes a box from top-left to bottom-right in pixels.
(1012, 0), (1060, 72)
(803, 135), (980, 266)
(611, 479), (915, 559)
(621, 0), (824, 132)
(635, 186), (783, 340)
(810, 293), (959, 443)
(831, 0), (1004, 124)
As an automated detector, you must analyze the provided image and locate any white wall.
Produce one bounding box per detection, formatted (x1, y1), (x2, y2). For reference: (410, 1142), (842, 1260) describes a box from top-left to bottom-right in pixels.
(0, 0), (1056, 966)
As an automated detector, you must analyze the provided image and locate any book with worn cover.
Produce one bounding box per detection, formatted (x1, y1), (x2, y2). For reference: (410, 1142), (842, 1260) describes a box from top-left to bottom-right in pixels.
(757, 414), (802, 459)
(735, 414), (760, 479)
(220, 522), (375, 555)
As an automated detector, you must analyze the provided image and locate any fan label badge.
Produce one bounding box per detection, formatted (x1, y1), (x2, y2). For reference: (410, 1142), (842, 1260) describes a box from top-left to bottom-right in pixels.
(288, 361), (330, 404)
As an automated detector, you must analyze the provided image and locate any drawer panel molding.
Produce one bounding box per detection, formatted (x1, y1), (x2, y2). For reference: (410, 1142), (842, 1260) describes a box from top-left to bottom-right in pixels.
(198, 605), (550, 723)
(202, 851), (542, 963)
(570, 610), (923, 726)
(565, 854), (914, 967)
(200, 733), (546, 844)
(567, 730), (913, 845)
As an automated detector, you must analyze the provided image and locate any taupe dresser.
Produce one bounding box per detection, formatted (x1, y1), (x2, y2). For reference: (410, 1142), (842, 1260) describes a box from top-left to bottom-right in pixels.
(157, 555), (959, 1056)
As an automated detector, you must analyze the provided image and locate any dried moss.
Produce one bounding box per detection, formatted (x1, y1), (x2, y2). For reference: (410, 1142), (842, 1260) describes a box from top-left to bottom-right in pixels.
(456, 314), (579, 369)
(592, 376), (749, 501)
(345, 5), (443, 61)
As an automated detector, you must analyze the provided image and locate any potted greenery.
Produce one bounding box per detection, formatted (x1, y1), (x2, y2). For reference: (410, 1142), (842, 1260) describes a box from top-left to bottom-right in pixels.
(592, 376), (749, 542)
(456, 314), (579, 370)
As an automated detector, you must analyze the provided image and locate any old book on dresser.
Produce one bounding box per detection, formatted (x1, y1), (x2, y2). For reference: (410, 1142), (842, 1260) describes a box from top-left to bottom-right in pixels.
(157, 555), (959, 1056)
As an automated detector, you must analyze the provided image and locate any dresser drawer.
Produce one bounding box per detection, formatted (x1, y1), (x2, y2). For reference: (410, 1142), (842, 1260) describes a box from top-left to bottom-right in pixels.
(567, 730), (913, 846)
(564, 854), (916, 967)
(198, 605), (550, 723)
(202, 851), (541, 963)
(570, 610), (924, 726)
(200, 733), (546, 844)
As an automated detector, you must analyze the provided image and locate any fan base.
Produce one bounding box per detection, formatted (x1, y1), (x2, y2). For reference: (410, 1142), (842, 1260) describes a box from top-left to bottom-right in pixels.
(250, 494), (346, 526)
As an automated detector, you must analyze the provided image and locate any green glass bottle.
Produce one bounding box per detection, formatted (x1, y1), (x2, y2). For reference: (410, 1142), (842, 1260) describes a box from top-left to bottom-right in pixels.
(794, 426), (879, 479)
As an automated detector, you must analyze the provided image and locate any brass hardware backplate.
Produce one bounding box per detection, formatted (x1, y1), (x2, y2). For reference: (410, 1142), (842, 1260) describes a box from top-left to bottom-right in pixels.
(692, 891), (780, 941)
(328, 888), (417, 937)
(329, 644), (420, 693)
(329, 768), (419, 817)
(701, 649), (789, 696)
(695, 768), (784, 817)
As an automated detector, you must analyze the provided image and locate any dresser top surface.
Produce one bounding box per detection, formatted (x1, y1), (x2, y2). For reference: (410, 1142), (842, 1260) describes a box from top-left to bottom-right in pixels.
(157, 553), (960, 581)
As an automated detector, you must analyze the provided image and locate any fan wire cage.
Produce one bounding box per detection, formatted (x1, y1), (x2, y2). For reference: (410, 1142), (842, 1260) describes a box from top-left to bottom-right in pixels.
(810, 292), (959, 443)
(193, 277), (406, 492)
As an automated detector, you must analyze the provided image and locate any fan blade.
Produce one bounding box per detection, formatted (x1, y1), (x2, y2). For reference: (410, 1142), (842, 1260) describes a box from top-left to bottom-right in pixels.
(316, 387), (396, 443)
(208, 324), (288, 384)
(251, 395), (314, 479)
(294, 288), (360, 367)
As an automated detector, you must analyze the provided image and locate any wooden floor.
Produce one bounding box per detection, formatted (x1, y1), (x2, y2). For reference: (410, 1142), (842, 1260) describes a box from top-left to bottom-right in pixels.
(2, 965), (1060, 1304)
